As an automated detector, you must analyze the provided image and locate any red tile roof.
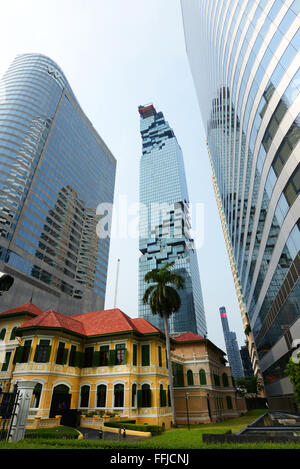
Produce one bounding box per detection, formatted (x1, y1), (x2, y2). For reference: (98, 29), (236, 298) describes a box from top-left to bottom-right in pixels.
(174, 331), (205, 342)
(131, 317), (163, 335)
(19, 309), (85, 335)
(18, 307), (165, 338)
(0, 302), (43, 317)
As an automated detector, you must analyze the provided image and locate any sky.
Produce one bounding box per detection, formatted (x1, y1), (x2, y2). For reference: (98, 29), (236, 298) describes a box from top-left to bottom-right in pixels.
(0, 0), (246, 353)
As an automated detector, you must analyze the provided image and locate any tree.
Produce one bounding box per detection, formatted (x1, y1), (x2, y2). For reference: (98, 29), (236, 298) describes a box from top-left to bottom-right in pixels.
(285, 352), (300, 410)
(143, 261), (184, 427)
(236, 375), (263, 396)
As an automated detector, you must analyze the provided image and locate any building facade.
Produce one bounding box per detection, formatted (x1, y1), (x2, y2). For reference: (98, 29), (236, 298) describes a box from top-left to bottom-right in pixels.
(181, 0), (300, 410)
(138, 104), (207, 336)
(172, 331), (246, 424)
(0, 53), (116, 315)
(219, 307), (245, 379)
(0, 302), (172, 428)
(0, 303), (244, 428)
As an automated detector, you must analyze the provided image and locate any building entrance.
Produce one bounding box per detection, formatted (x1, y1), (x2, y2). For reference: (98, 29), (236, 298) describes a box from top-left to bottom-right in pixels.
(49, 385), (73, 425)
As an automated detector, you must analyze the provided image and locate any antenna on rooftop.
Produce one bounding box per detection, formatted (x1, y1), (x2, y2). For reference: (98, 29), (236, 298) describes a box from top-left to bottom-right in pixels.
(113, 258), (120, 308)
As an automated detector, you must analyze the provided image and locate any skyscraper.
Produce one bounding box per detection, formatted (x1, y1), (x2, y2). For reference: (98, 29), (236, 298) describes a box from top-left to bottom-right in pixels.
(138, 104), (207, 336)
(181, 1), (300, 409)
(0, 54), (116, 315)
(220, 307), (245, 379)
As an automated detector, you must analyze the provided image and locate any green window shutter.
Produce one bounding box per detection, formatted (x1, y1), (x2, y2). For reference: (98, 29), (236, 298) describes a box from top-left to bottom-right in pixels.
(62, 348), (68, 365)
(45, 345), (52, 362)
(158, 346), (162, 367)
(33, 345), (40, 362)
(141, 344), (150, 366)
(133, 344), (137, 365)
(199, 369), (206, 385)
(147, 389), (152, 407)
(13, 346), (23, 364)
(69, 345), (77, 366)
(10, 327), (17, 340)
(214, 374), (220, 386)
(172, 362), (184, 387)
(222, 373), (229, 387)
(1, 351), (12, 371)
(108, 350), (116, 366)
(92, 351), (100, 367)
(0, 328), (6, 340)
(187, 370), (194, 386)
(137, 389), (143, 408)
(226, 396), (233, 409)
(162, 389), (167, 407)
(74, 351), (84, 368)
(132, 384), (137, 406)
(123, 349), (128, 364)
(160, 389), (165, 407)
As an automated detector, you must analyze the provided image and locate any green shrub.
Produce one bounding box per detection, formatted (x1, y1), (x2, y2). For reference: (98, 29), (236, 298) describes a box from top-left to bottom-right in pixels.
(25, 426), (79, 440)
(103, 420), (163, 436)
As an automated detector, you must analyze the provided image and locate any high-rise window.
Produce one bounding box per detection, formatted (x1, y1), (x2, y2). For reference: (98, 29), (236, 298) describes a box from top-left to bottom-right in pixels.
(181, 0), (300, 409)
(0, 54), (116, 315)
(138, 104), (207, 336)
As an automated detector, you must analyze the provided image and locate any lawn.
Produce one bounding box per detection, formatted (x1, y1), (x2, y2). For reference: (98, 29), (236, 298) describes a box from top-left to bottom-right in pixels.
(1, 409), (300, 449)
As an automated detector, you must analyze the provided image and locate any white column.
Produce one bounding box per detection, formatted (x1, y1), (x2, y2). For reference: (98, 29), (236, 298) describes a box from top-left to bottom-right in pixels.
(9, 381), (37, 442)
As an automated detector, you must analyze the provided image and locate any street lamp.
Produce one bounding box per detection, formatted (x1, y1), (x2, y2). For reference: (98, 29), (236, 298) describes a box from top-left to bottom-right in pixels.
(185, 392), (190, 430)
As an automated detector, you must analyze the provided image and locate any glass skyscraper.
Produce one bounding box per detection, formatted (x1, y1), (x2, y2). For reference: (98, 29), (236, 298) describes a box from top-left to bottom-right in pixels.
(181, 0), (300, 409)
(138, 104), (207, 336)
(219, 306), (245, 379)
(0, 53), (116, 315)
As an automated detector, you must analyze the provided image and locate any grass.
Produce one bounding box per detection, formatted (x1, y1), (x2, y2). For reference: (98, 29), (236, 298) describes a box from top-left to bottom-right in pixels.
(1, 409), (300, 449)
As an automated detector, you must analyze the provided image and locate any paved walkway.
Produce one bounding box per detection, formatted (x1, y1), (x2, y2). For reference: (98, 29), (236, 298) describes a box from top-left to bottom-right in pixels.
(77, 427), (150, 442)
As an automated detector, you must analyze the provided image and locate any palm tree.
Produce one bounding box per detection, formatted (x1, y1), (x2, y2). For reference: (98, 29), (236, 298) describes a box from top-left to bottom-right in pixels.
(143, 261), (184, 427)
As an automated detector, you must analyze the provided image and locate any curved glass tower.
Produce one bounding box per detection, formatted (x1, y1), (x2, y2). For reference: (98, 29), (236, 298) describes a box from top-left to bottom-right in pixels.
(138, 104), (207, 336)
(181, 1), (300, 409)
(0, 54), (116, 315)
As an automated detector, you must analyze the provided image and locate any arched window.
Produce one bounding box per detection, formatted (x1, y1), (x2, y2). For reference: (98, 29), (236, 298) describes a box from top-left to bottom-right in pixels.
(222, 373), (229, 387)
(199, 369), (206, 385)
(31, 383), (42, 408)
(10, 327), (18, 340)
(80, 385), (90, 408)
(132, 383), (137, 407)
(96, 384), (106, 407)
(0, 328), (6, 341)
(187, 370), (194, 386)
(114, 383), (124, 407)
(138, 384), (152, 408)
(226, 396), (233, 409)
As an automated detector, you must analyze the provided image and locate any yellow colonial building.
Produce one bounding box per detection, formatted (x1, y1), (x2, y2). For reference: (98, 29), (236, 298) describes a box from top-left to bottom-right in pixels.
(0, 303), (172, 428)
(0, 303), (246, 429)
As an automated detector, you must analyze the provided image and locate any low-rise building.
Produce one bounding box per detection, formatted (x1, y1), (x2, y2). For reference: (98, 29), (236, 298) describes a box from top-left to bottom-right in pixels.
(0, 303), (246, 428)
(172, 332), (246, 424)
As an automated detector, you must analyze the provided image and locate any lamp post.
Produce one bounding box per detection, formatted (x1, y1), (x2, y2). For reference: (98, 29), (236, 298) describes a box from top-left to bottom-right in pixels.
(185, 392), (190, 430)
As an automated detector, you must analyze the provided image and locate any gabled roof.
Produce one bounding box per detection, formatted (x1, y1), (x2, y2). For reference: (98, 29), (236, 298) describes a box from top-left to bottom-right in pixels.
(0, 302), (43, 318)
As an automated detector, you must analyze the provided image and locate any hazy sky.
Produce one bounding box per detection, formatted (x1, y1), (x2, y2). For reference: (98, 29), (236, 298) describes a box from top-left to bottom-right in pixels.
(0, 0), (246, 353)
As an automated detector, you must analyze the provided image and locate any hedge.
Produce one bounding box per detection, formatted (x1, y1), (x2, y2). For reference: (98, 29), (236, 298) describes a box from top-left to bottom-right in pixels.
(24, 426), (79, 440)
(103, 420), (163, 435)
